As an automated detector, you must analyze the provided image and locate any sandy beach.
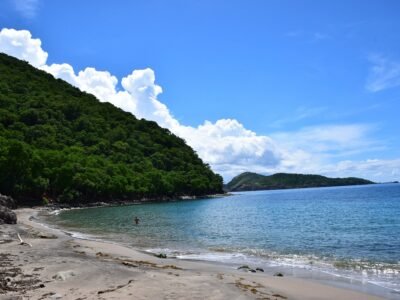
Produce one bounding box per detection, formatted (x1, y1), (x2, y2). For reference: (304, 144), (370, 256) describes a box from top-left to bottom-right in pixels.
(0, 208), (384, 300)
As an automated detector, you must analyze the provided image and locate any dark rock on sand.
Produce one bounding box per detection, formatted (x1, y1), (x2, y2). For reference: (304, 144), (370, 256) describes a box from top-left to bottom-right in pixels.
(237, 265), (259, 272)
(256, 268), (264, 272)
(0, 194), (16, 209)
(237, 265), (250, 270)
(0, 194), (17, 224)
(274, 272), (284, 277)
(155, 253), (167, 259)
(0, 205), (17, 224)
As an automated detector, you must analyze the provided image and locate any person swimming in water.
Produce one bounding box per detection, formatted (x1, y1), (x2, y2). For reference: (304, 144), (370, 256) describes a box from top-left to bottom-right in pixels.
(134, 216), (139, 225)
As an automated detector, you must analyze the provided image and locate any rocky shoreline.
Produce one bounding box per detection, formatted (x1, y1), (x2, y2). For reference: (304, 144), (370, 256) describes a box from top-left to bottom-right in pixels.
(35, 193), (230, 211)
(0, 192), (229, 224)
(0, 194), (17, 225)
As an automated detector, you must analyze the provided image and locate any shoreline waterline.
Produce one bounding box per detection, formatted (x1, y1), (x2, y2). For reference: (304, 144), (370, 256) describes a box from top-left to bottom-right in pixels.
(0, 207), (391, 299)
(38, 185), (400, 299)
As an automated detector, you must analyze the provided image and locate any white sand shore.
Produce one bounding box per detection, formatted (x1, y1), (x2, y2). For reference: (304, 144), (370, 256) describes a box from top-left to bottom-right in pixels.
(0, 208), (384, 300)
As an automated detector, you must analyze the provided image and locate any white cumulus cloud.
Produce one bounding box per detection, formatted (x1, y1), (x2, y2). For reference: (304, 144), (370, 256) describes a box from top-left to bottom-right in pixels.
(0, 28), (47, 67)
(40, 63), (78, 85)
(1, 28), (398, 182)
(174, 119), (283, 178)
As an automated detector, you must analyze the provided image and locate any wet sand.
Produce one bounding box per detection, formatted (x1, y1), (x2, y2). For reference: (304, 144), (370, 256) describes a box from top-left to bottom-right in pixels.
(0, 208), (383, 299)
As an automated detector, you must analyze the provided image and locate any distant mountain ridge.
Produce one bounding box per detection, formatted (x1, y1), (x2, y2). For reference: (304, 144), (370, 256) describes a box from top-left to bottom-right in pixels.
(225, 172), (374, 192)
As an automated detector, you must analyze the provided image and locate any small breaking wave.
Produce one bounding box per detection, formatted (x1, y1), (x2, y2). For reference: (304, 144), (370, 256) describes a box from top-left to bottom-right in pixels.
(146, 246), (400, 293)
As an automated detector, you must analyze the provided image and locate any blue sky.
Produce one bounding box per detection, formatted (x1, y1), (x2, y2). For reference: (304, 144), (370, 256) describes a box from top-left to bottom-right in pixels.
(1, 0), (400, 181)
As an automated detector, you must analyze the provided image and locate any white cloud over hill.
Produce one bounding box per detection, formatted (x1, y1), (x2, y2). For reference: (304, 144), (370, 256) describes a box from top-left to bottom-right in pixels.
(1, 28), (399, 182)
(0, 28), (47, 67)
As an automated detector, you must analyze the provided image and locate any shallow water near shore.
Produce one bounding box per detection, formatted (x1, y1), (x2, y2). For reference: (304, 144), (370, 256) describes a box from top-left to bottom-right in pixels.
(44, 183), (400, 298)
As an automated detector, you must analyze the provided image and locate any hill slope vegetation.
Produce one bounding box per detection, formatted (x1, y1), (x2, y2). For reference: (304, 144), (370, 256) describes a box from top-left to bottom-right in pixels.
(0, 53), (223, 205)
(225, 172), (374, 192)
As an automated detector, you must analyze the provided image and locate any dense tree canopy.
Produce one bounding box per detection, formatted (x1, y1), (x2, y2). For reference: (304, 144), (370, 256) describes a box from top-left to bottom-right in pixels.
(0, 53), (223, 205)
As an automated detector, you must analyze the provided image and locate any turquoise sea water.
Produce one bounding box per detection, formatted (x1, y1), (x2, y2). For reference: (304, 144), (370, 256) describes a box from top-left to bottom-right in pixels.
(46, 183), (400, 296)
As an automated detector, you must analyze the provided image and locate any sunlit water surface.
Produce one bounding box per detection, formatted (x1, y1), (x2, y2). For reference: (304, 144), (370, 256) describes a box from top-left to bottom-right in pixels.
(45, 183), (400, 297)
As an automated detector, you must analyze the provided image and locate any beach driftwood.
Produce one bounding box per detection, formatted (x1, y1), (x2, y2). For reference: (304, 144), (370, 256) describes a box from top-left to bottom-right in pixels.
(17, 233), (32, 247)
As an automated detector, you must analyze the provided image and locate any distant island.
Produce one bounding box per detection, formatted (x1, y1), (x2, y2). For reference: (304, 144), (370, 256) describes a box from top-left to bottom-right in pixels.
(225, 172), (374, 192)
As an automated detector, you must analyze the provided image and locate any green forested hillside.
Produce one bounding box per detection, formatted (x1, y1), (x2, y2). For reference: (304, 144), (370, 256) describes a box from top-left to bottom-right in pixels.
(225, 172), (374, 192)
(0, 53), (223, 205)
